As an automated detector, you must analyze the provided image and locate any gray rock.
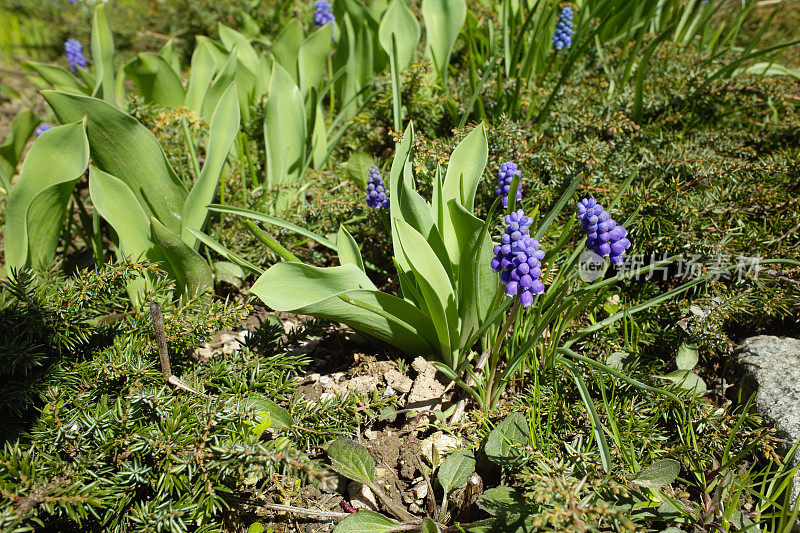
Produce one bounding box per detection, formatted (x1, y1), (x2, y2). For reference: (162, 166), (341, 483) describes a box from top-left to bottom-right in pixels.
(734, 336), (800, 505)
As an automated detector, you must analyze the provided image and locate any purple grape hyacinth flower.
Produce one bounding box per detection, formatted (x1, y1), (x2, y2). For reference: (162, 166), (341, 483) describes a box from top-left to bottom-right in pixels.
(65, 38), (87, 72)
(366, 165), (389, 209)
(496, 162), (523, 208)
(552, 6), (574, 50)
(313, 0), (335, 27)
(491, 209), (545, 307)
(576, 198), (631, 265)
(35, 124), (53, 136)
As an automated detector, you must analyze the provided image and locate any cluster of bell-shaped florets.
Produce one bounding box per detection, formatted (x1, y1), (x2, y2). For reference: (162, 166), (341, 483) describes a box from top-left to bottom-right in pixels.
(65, 38), (87, 72)
(491, 210), (546, 307)
(496, 162), (523, 208)
(313, 0), (335, 26)
(366, 165), (389, 209)
(576, 198), (631, 265)
(552, 6), (574, 50)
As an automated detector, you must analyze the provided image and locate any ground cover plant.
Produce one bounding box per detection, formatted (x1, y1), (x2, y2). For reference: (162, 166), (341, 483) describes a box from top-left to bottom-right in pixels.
(1, 0), (799, 531)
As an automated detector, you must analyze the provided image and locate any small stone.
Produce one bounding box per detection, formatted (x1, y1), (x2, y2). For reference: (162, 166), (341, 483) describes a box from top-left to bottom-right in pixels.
(408, 503), (420, 514)
(364, 429), (378, 441)
(383, 386), (396, 397)
(347, 481), (379, 511)
(385, 369), (413, 393)
(420, 431), (462, 466)
(411, 480), (428, 500)
(406, 357), (447, 414)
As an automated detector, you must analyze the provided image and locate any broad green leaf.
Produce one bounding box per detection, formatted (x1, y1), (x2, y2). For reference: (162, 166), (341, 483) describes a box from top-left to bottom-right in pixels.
(247, 523), (265, 533)
(251, 262), (437, 355)
(0, 109), (40, 191)
(246, 395), (294, 437)
(337, 225), (365, 271)
(218, 24), (260, 77)
(90, 2), (116, 105)
(422, 0), (466, 83)
(378, 0), (421, 71)
(657, 370), (707, 396)
(150, 217), (213, 298)
(676, 343), (699, 370)
(157, 40), (181, 74)
(263, 62), (306, 188)
(332, 510), (397, 533)
(310, 102), (328, 169)
(26, 62), (87, 94)
(437, 448), (475, 496)
(484, 412), (530, 465)
(124, 53), (185, 107)
(212, 261), (244, 287)
(299, 24), (333, 98)
(632, 459), (681, 490)
(43, 91), (187, 234)
(183, 83), (240, 248)
(25, 182), (77, 269)
(185, 38), (222, 112)
(4, 121), (89, 269)
(441, 123), (487, 213)
(476, 486), (528, 517)
(201, 50), (240, 120)
(88, 166), (159, 303)
(420, 517), (440, 533)
(88, 166), (157, 263)
(327, 438), (375, 484)
(347, 151), (376, 190)
(272, 19), (304, 84)
(396, 219), (458, 364)
(389, 121), (415, 272)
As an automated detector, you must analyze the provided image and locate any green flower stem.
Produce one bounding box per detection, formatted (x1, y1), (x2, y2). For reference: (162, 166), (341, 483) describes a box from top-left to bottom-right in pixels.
(484, 298), (521, 408)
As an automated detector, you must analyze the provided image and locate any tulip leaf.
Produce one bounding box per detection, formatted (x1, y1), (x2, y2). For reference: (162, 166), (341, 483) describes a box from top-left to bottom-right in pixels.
(347, 151), (375, 190)
(43, 91), (188, 235)
(422, 0), (466, 83)
(442, 123), (488, 214)
(250, 262), (437, 355)
(0, 109), (40, 192)
(150, 217), (213, 298)
(378, 0), (421, 71)
(299, 24), (332, 98)
(185, 39), (222, 112)
(4, 121), (89, 269)
(182, 83), (239, 248)
(201, 50), (240, 120)
(272, 19), (304, 84)
(336, 224), (365, 271)
(263, 62), (306, 190)
(90, 2), (116, 105)
(27, 62), (88, 94)
(124, 52), (185, 107)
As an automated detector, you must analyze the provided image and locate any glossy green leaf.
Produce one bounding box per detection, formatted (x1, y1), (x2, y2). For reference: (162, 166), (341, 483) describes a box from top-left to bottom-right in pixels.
(337, 224), (365, 271)
(310, 102), (328, 169)
(157, 40), (181, 74)
(396, 219), (458, 364)
(422, 0), (466, 83)
(4, 121), (89, 269)
(150, 217), (213, 298)
(250, 262), (437, 355)
(25, 182), (78, 269)
(272, 19), (304, 84)
(185, 38), (222, 112)
(124, 52), (185, 107)
(632, 459), (681, 490)
(441, 123), (487, 213)
(389, 121), (415, 272)
(90, 2), (116, 105)
(218, 24), (260, 77)
(0, 109), (40, 191)
(484, 412), (530, 465)
(182, 83), (239, 248)
(328, 438), (375, 484)
(299, 24), (332, 97)
(263, 62), (306, 187)
(437, 448), (475, 496)
(346, 151), (376, 190)
(378, 0), (421, 71)
(332, 510), (397, 533)
(43, 91), (187, 234)
(201, 50), (239, 120)
(26, 62), (88, 94)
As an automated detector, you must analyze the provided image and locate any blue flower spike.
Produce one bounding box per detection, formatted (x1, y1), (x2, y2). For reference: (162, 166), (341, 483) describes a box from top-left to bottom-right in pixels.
(35, 124), (53, 136)
(366, 165), (389, 209)
(313, 0), (335, 27)
(65, 38), (87, 72)
(576, 198), (631, 265)
(496, 162), (523, 208)
(491, 210), (546, 308)
(552, 6), (574, 51)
